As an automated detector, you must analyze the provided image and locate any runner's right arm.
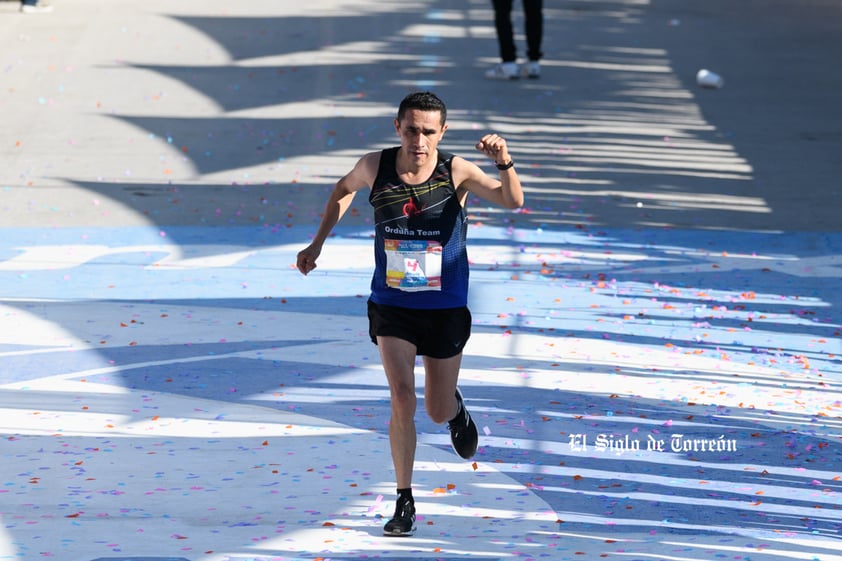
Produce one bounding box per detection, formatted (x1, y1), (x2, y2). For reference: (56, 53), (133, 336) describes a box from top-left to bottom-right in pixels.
(296, 152), (378, 276)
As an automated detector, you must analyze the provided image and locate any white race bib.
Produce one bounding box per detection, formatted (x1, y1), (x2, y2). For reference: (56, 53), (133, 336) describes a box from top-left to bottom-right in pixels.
(384, 239), (442, 291)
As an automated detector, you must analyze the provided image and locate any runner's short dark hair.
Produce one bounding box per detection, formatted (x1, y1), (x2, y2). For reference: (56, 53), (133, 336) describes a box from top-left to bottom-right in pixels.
(397, 91), (447, 126)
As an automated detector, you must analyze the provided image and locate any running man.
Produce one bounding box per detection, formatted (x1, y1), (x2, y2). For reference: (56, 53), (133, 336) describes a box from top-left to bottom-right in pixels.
(296, 91), (524, 536)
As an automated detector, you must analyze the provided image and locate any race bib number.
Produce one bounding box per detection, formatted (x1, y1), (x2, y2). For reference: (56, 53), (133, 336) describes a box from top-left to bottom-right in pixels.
(384, 239), (442, 291)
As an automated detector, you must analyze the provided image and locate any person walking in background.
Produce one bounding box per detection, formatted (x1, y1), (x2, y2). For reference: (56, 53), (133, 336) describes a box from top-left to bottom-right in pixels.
(20, 0), (53, 13)
(485, 0), (543, 80)
(297, 91), (524, 536)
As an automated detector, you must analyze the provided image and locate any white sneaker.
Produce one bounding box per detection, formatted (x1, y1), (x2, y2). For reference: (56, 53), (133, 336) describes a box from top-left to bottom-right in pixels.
(526, 61), (541, 79)
(21, 3), (54, 13)
(485, 62), (519, 81)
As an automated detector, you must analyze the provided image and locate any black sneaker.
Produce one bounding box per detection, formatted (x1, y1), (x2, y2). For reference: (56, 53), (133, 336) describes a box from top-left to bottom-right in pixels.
(448, 388), (478, 459)
(383, 495), (416, 537)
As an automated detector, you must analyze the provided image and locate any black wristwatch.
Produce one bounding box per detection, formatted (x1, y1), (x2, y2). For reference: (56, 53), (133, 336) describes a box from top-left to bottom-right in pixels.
(496, 160), (514, 170)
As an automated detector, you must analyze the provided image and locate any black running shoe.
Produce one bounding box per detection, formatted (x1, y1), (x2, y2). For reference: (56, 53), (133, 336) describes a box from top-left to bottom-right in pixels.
(383, 495), (416, 537)
(448, 388), (478, 459)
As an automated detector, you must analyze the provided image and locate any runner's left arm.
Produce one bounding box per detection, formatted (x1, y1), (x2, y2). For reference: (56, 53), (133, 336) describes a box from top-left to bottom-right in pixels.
(455, 133), (524, 209)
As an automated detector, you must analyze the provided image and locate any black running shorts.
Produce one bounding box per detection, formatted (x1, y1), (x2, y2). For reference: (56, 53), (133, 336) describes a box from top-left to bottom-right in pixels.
(367, 299), (472, 359)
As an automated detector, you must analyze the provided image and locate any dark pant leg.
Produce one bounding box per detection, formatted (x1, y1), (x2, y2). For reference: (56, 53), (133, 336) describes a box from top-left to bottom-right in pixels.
(523, 0), (543, 61)
(492, 0), (516, 62)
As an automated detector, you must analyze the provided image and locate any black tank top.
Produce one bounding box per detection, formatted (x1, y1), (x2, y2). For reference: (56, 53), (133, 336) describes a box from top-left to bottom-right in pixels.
(368, 147), (469, 309)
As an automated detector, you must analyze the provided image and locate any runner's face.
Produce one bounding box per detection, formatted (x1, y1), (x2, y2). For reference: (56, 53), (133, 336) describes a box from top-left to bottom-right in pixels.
(395, 109), (447, 167)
